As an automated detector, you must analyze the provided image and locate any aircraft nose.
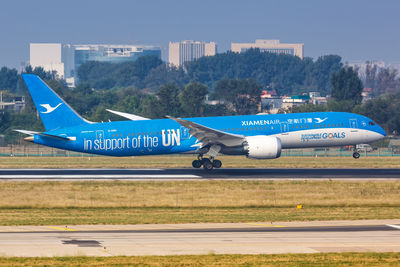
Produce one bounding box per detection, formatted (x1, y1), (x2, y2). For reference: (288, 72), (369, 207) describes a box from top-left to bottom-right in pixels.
(378, 125), (386, 137)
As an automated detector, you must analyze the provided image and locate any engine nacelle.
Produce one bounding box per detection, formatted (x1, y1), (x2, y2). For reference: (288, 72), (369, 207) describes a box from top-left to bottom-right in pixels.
(244, 135), (282, 159)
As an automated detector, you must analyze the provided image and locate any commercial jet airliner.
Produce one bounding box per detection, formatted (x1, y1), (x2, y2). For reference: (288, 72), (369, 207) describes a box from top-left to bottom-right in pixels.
(17, 74), (386, 170)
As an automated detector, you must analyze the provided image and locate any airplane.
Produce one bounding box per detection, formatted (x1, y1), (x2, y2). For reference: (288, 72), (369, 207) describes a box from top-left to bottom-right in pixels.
(16, 74), (386, 170)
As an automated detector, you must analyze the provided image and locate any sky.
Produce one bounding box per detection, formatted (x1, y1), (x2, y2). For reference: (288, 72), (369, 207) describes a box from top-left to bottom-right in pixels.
(1, 0), (399, 69)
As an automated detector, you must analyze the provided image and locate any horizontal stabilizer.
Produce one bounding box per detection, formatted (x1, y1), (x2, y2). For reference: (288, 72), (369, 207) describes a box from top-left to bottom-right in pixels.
(14, 129), (39, 136)
(14, 129), (72, 141)
(106, 109), (150, 121)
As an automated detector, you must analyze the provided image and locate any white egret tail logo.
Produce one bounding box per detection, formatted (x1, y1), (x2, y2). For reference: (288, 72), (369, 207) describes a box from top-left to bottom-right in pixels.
(40, 103), (62, 114)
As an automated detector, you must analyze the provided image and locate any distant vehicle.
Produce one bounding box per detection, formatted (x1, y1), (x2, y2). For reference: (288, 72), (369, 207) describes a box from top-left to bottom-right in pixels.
(356, 144), (373, 152)
(16, 74), (386, 169)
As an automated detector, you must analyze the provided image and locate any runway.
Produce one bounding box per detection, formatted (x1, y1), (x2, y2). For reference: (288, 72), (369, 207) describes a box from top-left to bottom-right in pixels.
(1, 168), (400, 180)
(0, 220), (399, 256)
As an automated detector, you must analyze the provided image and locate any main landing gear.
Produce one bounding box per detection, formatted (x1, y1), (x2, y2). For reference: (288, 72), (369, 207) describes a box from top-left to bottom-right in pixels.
(353, 145), (360, 159)
(192, 155), (222, 170)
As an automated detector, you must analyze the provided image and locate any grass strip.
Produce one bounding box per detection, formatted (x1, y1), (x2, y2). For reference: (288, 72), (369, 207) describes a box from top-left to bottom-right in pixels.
(0, 206), (400, 225)
(0, 181), (399, 209)
(0, 180), (399, 225)
(0, 253), (399, 266)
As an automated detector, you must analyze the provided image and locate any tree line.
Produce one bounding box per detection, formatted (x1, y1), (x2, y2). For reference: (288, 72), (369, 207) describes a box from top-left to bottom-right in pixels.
(77, 49), (343, 96)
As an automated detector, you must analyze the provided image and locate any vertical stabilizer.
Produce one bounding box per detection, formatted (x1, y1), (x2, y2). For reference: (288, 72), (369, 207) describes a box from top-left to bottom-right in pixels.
(22, 74), (90, 131)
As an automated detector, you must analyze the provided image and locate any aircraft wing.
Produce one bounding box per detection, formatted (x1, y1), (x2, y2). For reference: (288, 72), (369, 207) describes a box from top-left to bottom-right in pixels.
(168, 117), (245, 147)
(106, 109), (150, 121)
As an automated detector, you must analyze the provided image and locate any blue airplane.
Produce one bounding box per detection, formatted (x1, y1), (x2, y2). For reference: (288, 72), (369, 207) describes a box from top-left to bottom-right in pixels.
(17, 74), (386, 170)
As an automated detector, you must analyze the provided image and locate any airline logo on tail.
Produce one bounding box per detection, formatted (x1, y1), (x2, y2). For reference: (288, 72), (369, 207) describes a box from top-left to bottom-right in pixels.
(40, 103), (62, 114)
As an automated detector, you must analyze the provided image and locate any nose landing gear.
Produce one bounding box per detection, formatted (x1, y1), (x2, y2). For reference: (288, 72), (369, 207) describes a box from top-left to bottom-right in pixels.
(192, 155), (222, 170)
(353, 145), (361, 159)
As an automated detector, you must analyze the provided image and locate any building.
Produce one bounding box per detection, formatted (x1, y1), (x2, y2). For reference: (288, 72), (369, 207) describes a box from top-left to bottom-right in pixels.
(261, 91), (328, 113)
(169, 40), (217, 67)
(231, 39), (304, 59)
(362, 88), (373, 102)
(0, 92), (25, 112)
(29, 43), (161, 87)
(30, 43), (65, 78)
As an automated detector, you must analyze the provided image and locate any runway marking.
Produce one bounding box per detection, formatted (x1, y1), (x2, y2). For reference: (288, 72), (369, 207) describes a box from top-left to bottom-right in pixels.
(246, 223), (286, 228)
(386, 224), (400, 230)
(47, 226), (77, 231)
(0, 175), (200, 179)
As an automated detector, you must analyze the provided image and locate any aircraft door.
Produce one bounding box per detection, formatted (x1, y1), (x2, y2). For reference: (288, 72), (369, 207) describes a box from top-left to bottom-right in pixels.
(280, 122), (289, 135)
(96, 130), (105, 140)
(349, 119), (358, 129)
(180, 126), (190, 140)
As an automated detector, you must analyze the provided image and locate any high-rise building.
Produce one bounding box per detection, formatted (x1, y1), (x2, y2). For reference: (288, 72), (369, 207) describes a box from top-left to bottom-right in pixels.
(29, 43), (162, 87)
(169, 40), (217, 67)
(231, 40), (304, 59)
(30, 43), (65, 77)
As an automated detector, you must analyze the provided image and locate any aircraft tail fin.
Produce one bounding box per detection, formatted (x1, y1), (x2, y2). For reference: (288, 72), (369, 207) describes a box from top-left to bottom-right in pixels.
(22, 74), (91, 131)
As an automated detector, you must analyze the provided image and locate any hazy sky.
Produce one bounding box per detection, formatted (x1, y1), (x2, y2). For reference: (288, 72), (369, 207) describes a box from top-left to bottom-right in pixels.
(1, 0), (399, 68)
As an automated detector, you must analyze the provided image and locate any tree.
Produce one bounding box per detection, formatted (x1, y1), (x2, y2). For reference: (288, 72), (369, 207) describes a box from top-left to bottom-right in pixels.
(364, 62), (378, 90)
(157, 83), (181, 116)
(179, 82), (208, 117)
(144, 64), (188, 91)
(77, 55), (163, 90)
(331, 67), (363, 104)
(215, 78), (261, 115)
(0, 67), (18, 93)
(376, 68), (399, 95)
(23, 65), (57, 80)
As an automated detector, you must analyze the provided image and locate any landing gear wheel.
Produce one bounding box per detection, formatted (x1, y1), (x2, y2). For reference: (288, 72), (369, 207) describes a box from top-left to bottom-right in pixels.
(202, 158), (213, 170)
(212, 159), (222, 168)
(192, 160), (202, 168)
(353, 152), (360, 159)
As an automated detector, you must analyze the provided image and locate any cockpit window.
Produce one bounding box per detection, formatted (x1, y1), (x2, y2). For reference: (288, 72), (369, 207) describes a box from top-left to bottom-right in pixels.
(369, 121), (375, 126)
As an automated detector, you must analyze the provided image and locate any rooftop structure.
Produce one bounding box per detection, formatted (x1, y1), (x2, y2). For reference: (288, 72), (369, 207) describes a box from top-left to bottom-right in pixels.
(231, 39), (304, 59)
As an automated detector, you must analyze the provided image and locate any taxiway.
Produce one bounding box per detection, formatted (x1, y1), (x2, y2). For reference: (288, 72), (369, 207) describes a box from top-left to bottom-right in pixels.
(0, 220), (399, 257)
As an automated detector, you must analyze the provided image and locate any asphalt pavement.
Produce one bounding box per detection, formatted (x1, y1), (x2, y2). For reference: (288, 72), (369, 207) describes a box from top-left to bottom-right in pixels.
(0, 168), (400, 180)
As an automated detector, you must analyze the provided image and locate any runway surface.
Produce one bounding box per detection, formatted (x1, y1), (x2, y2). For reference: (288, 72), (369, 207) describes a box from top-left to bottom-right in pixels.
(1, 168), (400, 180)
(0, 220), (399, 256)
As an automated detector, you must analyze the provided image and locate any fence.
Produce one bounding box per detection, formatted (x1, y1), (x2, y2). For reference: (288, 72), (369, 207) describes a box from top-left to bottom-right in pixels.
(0, 145), (399, 157)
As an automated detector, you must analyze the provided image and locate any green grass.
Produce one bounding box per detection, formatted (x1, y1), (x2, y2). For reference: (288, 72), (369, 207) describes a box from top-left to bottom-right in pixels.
(1, 206), (400, 226)
(0, 181), (399, 225)
(0, 253), (399, 266)
(0, 156), (399, 168)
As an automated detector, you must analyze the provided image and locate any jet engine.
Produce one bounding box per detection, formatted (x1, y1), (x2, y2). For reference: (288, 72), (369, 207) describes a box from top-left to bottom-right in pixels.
(243, 135), (282, 159)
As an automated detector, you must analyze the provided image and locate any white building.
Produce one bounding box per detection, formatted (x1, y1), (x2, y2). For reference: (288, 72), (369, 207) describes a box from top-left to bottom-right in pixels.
(30, 43), (65, 78)
(29, 43), (161, 87)
(231, 39), (304, 59)
(169, 40), (217, 67)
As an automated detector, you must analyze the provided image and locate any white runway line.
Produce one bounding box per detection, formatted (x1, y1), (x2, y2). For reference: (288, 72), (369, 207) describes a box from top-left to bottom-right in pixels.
(0, 175), (200, 179)
(386, 224), (400, 230)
